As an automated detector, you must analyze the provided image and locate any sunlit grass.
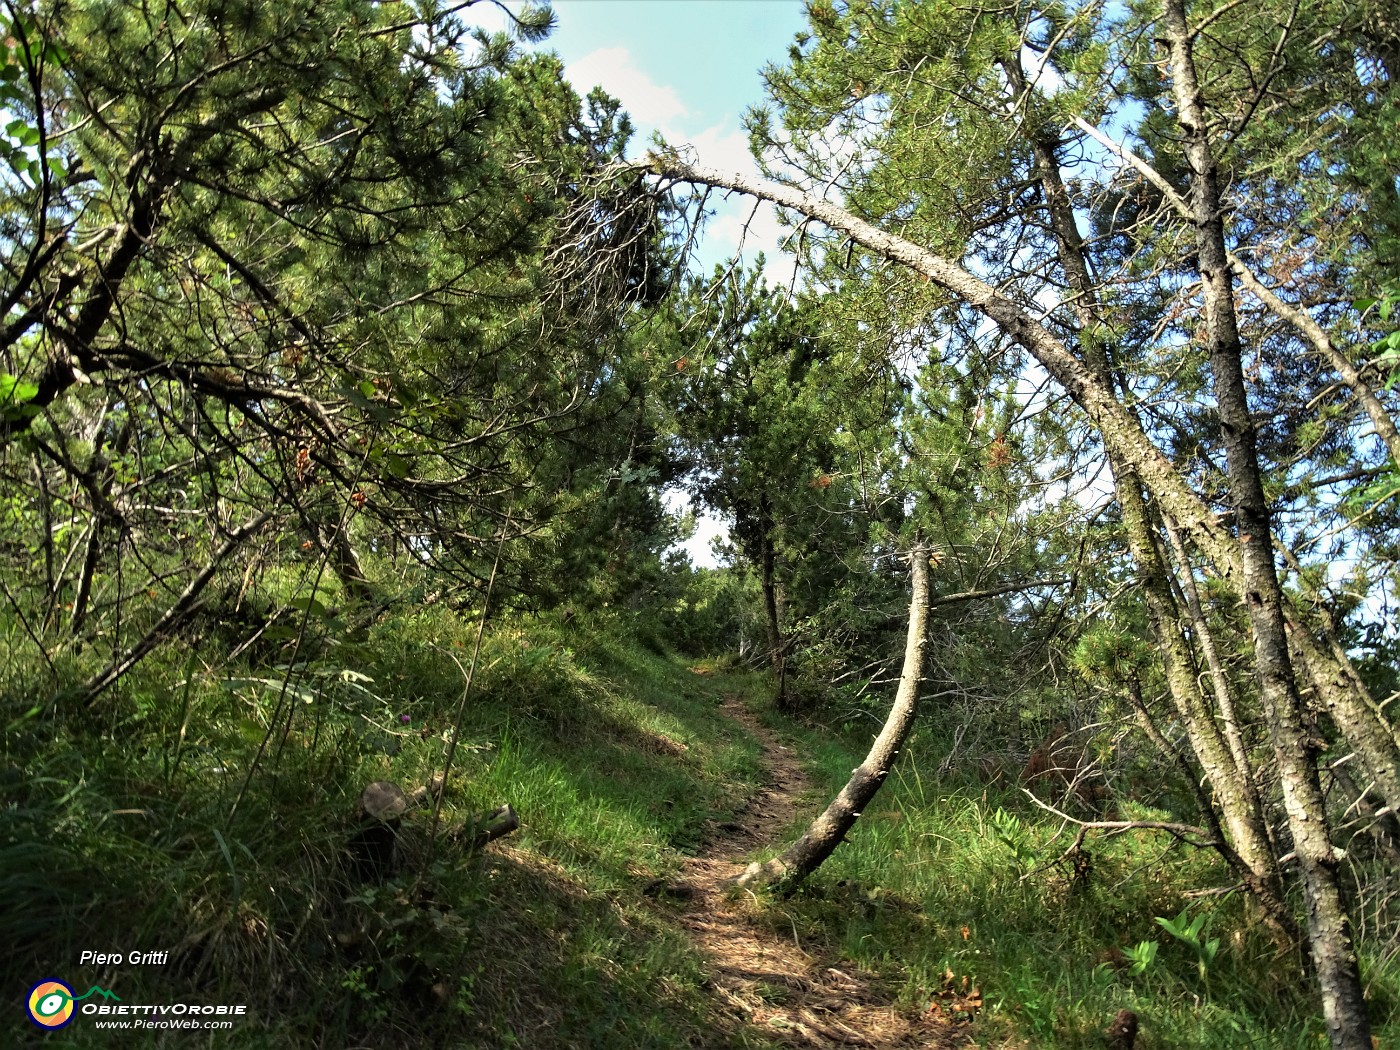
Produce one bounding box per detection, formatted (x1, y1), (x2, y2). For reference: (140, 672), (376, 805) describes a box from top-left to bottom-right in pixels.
(727, 686), (1397, 1049)
(1, 605), (770, 1049)
(4, 608), (1396, 1048)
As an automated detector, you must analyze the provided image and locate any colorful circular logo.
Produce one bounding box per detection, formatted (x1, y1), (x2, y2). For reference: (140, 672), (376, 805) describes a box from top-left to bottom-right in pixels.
(27, 979), (75, 1029)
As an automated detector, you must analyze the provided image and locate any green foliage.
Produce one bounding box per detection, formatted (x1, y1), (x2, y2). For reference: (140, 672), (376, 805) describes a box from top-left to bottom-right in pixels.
(0, 0), (682, 703)
(658, 565), (760, 657)
(1363, 285), (1400, 390)
(728, 700), (1394, 1048)
(2, 0), (1398, 1044)
(1124, 939), (1159, 978)
(1071, 622), (1153, 683)
(1156, 907), (1222, 987)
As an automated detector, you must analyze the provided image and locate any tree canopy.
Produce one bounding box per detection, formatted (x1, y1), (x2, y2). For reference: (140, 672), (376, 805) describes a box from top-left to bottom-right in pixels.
(2, 2), (1397, 1047)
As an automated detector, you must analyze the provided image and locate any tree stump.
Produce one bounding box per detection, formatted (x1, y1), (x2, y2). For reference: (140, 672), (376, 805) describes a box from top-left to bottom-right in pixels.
(349, 780), (411, 882)
(348, 778), (518, 881)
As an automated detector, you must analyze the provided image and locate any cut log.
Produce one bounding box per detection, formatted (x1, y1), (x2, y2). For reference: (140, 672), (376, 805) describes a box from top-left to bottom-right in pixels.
(465, 804), (520, 849)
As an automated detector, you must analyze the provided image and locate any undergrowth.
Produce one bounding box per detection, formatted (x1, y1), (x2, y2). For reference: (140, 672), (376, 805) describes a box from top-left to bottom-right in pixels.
(4, 608), (1397, 1048)
(2, 605), (769, 1049)
(734, 683), (1400, 1049)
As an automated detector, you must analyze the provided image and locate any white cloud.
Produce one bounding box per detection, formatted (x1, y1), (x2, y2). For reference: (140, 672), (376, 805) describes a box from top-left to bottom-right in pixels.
(686, 124), (756, 175)
(668, 123), (797, 289)
(569, 47), (689, 129)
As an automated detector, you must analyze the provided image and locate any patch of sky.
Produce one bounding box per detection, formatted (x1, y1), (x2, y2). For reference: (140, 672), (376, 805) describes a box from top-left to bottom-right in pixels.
(515, 1), (808, 566)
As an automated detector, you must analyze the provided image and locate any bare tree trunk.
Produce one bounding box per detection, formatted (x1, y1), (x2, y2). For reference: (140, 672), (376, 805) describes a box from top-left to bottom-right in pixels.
(735, 543), (930, 891)
(1123, 491), (1283, 897)
(1125, 677), (1300, 946)
(1160, 2), (1371, 1042)
(1161, 515), (1260, 795)
(1066, 112), (1400, 821)
(320, 517), (375, 603)
(639, 121), (1377, 1042)
(1272, 529), (1400, 818)
(1002, 65), (1285, 911)
(68, 522), (103, 637)
(1291, 623), (1400, 819)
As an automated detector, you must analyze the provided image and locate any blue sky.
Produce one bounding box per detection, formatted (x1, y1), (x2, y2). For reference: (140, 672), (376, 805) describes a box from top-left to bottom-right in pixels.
(549, 0), (806, 279)
(475, 0), (806, 280)
(547, 1), (804, 138)
(475, 1), (810, 563)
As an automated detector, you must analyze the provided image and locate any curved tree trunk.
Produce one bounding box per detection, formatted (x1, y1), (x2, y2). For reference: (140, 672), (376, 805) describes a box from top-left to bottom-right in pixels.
(1159, 1), (1371, 1042)
(735, 543), (931, 891)
(641, 125), (1381, 1043)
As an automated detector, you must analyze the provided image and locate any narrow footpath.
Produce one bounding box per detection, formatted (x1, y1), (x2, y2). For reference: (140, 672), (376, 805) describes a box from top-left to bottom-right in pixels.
(673, 692), (971, 1049)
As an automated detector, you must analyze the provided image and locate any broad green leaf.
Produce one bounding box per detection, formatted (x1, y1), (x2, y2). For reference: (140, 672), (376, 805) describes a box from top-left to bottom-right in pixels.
(288, 595), (330, 619)
(0, 373), (38, 405)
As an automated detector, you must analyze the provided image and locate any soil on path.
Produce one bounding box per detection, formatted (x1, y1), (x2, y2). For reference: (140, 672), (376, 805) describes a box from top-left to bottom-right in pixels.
(672, 691), (971, 1049)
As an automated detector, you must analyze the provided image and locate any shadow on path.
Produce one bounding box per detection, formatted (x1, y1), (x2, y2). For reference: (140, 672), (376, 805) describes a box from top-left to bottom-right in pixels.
(674, 692), (972, 1049)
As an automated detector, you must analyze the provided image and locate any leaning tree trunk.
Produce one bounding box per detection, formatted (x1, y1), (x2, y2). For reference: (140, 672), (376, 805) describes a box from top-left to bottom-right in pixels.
(1002, 68), (1286, 915)
(1160, 1), (1372, 1043)
(735, 543), (931, 891)
(638, 137), (1381, 1045)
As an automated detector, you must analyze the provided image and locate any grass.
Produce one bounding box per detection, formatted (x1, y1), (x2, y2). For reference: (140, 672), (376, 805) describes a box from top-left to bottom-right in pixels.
(728, 683), (1400, 1049)
(2, 605), (772, 1049)
(3, 606), (1397, 1048)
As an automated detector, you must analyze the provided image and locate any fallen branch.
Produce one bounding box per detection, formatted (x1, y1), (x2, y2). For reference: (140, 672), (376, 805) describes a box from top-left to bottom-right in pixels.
(459, 804), (520, 850)
(1021, 789), (1215, 844)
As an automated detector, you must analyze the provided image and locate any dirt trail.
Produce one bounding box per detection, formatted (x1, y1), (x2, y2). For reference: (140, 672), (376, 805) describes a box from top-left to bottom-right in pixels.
(673, 693), (970, 1049)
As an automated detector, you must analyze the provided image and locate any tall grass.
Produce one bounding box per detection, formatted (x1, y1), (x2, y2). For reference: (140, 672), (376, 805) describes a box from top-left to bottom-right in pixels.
(1, 605), (770, 1048)
(5, 603), (1395, 1047)
(732, 686), (1399, 1049)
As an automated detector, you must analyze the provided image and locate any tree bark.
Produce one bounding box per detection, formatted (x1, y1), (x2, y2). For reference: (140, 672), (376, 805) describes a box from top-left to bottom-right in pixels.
(1125, 677), (1299, 945)
(1290, 622), (1400, 820)
(735, 543), (931, 891)
(643, 150), (1400, 820)
(1073, 79), (1400, 836)
(1161, 515), (1260, 795)
(640, 121), (1379, 1041)
(1002, 62), (1285, 909)
(641, 153), (1241, 582)
(1159, 1), (1371, 1042)
(320, 516), (376, 604)
(1228, 258), (1400, 468)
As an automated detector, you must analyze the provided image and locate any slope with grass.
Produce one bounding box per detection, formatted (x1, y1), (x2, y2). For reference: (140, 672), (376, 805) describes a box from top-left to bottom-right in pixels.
(731, 705), (1400, 1049)
(5, 609), (1398, 1048)
(5, 609), (776, 1049)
